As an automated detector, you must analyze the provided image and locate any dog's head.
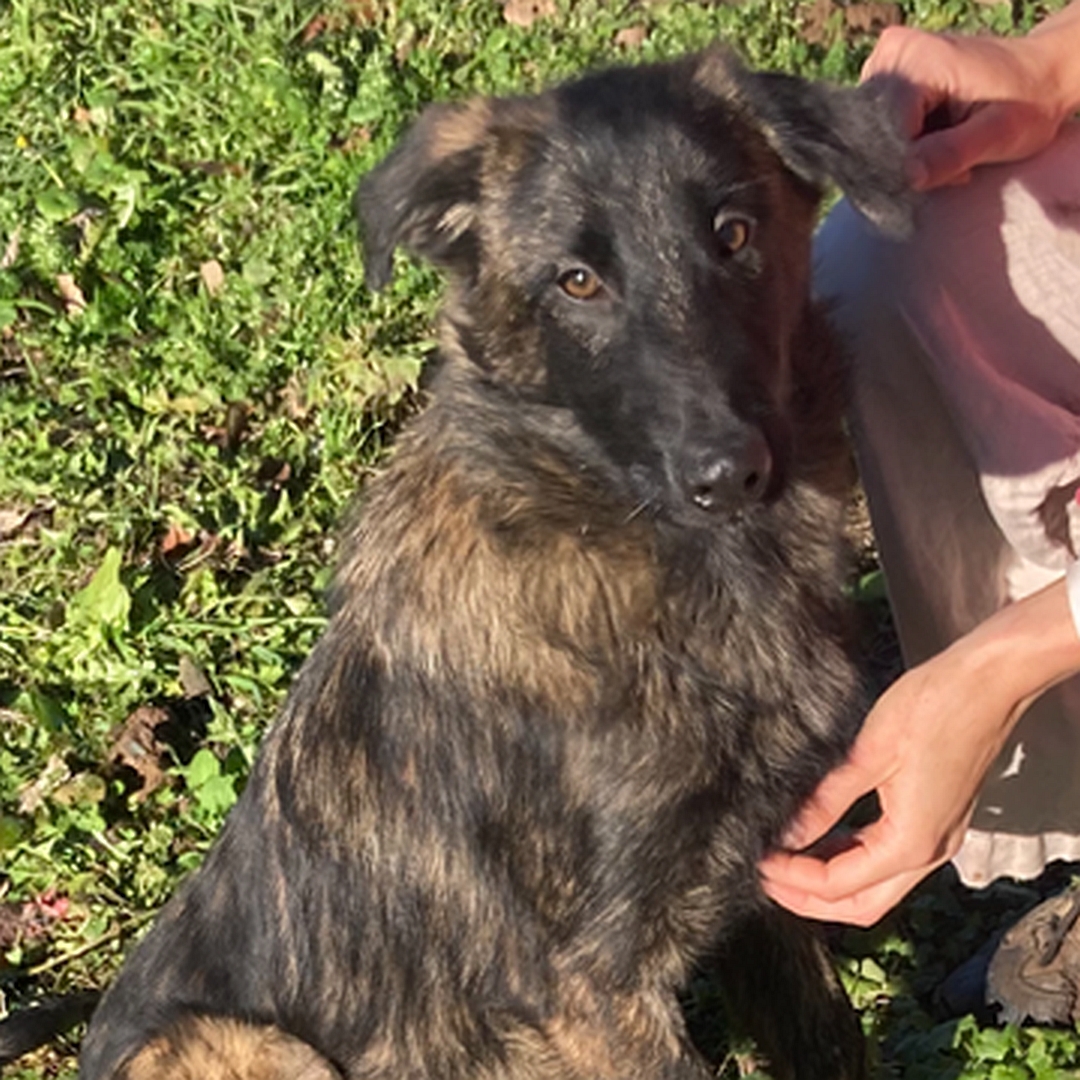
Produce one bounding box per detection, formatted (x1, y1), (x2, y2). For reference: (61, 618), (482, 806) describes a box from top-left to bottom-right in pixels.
(358, 47), (912, 525)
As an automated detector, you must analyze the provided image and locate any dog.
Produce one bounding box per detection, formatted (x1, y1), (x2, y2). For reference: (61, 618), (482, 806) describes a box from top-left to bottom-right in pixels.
(73, 45), (911, 1080)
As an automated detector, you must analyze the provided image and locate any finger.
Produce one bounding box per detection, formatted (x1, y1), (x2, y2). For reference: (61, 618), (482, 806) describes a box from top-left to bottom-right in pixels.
(859, 25), (923, 83)
(859, 28), (953, 142)
(761, 863), (931, 927)
(779, 757), (883, 850)
(764, 815), (914, 899)
(907, 158), (972, 192)
(763, 805), (967, 906)
(910, 105), (1018, 188)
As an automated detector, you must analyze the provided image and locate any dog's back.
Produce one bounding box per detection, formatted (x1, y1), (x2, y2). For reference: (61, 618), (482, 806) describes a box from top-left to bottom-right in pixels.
(79, 47), (910, 1080)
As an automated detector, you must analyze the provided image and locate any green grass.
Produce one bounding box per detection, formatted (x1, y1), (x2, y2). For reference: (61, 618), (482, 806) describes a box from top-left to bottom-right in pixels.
(0, 0), (1075, 1076)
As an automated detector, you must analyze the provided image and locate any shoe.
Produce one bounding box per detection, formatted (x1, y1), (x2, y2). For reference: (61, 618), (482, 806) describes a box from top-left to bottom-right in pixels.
(986, 884), (1080, 1025)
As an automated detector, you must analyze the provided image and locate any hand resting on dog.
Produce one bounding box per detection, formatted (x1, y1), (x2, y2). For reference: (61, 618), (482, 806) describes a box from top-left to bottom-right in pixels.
(761, 579), (1080, 926)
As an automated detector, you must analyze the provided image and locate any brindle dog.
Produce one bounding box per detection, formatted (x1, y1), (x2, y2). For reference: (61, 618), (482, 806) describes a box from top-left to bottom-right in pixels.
(76, 45), (910, 1080)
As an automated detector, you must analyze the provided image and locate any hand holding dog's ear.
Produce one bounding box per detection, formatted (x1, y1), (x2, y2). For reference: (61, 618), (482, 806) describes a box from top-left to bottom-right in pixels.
(862, 14), (1080, 191)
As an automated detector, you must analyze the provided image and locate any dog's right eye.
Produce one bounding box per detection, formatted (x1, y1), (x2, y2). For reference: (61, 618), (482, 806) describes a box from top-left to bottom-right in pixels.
(557, 268), (605, 301)
(713, 213), (753, 257)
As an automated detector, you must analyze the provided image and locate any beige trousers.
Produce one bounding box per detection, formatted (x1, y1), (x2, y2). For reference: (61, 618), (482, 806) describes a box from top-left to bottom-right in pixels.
(815, 121), (1080, 887)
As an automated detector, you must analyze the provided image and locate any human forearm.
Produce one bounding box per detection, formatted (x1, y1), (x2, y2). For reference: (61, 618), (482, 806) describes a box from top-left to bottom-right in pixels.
(958, 573), (1080, 726)
(1027, 0), (1080, 118)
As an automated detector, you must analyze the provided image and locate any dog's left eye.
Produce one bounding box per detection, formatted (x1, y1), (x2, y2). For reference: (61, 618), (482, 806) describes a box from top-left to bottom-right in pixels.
(557, 268), (605, 301)
(713, 214), (753, 256)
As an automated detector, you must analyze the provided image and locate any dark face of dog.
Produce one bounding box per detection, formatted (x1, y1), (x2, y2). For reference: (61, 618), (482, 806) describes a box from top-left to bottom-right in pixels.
(358, 47), (911, 526)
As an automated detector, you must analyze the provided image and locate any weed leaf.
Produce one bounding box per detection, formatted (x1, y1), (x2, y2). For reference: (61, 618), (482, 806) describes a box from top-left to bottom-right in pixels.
(68, 547), (131, 633)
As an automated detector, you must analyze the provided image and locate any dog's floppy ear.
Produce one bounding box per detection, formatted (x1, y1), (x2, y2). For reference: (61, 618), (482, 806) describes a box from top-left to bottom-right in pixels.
(696, 48), (914, 237)
(356, 99), (491, 290)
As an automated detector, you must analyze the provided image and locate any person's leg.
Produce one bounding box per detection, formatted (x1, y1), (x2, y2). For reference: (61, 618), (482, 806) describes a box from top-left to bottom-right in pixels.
(815, 121), (1080, 886)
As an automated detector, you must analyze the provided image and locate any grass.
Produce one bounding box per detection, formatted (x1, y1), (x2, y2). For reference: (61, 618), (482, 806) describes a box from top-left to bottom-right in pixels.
(0, 0), (1075, 1076)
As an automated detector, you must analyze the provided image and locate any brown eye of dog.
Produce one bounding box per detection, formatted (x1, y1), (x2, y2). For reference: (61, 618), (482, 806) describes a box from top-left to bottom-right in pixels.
(713, 214), (752, 256)
(558, 267), (604, 300)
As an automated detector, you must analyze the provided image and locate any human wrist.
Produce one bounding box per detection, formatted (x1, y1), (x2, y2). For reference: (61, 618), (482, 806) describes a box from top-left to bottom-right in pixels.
(950, 576), (1080, 720)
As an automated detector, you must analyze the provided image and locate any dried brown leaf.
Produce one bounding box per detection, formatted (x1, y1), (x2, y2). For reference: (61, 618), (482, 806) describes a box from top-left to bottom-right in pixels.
(282, 373), (311, 421)
(56, 273), (87, 315)
(347, 0), (384, 24)
(107, 705), (171, 800)
(302, 0), (383, 41)
(333, 126), (373, 154)
(178, 654), (213, 699)
(614, 25), (648, 49)
(1, 227), (20, 270)
(200, 258), (225, 296)
(0, 506), (32, 539)
(798, 0), (838, 45)
(161, 520), (195, 556)
(843, 2), (902, 33)
(301, 13), (331, 42)
(502, 0), (556, 28)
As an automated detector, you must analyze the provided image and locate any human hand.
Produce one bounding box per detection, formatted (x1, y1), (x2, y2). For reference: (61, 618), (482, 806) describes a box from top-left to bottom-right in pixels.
(759, 644), (1016, 925)
(862, 13), (1080, 190)
(759, 579), (1080, 927)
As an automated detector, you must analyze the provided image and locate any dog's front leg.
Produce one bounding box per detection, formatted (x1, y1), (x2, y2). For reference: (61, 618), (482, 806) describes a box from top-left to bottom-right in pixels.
(711, 904), (866, 1080)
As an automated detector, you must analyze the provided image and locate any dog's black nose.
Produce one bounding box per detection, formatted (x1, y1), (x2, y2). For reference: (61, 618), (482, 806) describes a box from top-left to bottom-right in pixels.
(681, 432), (772, 513)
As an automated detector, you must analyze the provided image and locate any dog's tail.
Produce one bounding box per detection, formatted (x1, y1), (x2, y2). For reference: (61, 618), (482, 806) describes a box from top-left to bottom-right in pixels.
(0, 989), (100, 1067)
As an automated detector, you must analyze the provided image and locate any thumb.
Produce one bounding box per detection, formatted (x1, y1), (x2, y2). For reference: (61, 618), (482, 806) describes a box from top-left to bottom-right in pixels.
(780, 756), (881, 850)
(909, 103), (1029, 189)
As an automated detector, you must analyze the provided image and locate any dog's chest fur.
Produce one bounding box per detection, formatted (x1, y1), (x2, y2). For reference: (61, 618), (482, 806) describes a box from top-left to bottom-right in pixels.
(265, 314), (863, 1001)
